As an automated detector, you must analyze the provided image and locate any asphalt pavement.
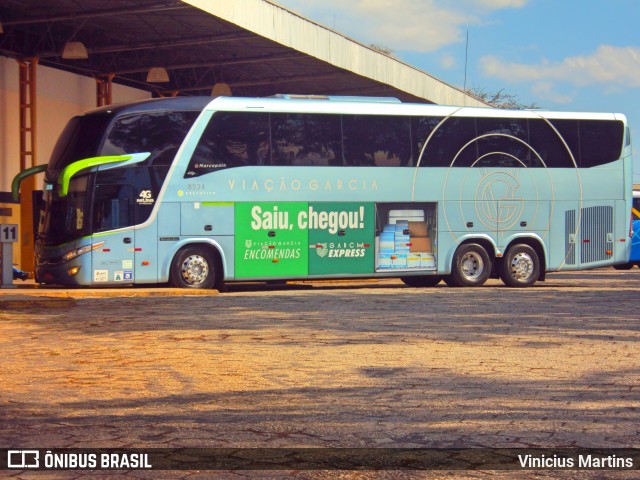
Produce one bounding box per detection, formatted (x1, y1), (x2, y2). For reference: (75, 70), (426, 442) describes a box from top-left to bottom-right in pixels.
(1, 269), (639, 479)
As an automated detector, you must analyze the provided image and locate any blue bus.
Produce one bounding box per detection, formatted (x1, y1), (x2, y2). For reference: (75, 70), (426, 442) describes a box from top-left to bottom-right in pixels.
(13, 95), (634, 289)
(614, 189), (640, 269)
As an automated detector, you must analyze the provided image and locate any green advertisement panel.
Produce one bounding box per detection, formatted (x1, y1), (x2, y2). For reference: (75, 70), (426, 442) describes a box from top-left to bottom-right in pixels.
(307, 202), (375, 276)
(235, 202), (308, 278)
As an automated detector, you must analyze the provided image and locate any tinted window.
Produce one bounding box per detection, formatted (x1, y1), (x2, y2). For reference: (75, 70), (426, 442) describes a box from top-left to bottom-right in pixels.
(49, 115), (110, 172)
(44, 175), (91, 245)
(343, 115), (412, 166)
(101, 111), (199, 166)
(474, 117), (536, 167)
(550, 119), (624, 167)
(186, 112), (270, 177)
(578, 120), (624, 167)
(421, 117), (477, 167)
(93, 166), (167, 230)
(526, 119), (575, 168)
(413, 116), (443, 165)
(92, 184), (136, 233)
(548, 119), (580, 167)
(271, 113), (341, 166)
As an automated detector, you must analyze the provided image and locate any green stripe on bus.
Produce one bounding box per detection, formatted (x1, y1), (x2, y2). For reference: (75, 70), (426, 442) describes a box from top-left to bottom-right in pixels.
(201, 202), (234, 206)
(59, 155), (133, 196)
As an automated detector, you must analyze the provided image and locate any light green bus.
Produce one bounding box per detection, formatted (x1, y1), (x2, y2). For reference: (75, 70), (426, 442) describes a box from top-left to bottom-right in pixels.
(14, 95), (634, 289)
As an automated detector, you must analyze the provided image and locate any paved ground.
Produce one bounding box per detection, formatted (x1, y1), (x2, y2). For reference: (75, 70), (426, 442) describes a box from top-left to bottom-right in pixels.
(1, 269), (639, 479)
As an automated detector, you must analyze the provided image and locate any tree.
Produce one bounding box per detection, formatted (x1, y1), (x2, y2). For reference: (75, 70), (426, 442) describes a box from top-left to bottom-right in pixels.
(466, 87), (540, 110)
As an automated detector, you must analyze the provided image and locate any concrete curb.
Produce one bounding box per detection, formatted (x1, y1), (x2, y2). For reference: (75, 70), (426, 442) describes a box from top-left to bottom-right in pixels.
(0, 283), (220, 303)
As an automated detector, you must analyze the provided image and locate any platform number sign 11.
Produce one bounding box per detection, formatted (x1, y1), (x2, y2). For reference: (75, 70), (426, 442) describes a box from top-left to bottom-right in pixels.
(1, 224), (18, 243)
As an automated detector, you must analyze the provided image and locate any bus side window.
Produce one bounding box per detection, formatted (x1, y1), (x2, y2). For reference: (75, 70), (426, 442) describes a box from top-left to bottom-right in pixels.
(185, 112), (270, 177)
(412, 116), (442, 166)
(343, 115), (412, 166)
(93, 183), (135, 233)
(420, 117), (476, 167)
(577, 120), (624, 167)
(548, 119), (580, 167)
(101, 111), (199, 166)
(93, 165), (164, 230)
(550, 119), (623, 168)
(474, 117), (533, 168)
(271, 113), (342, 166)
(528, 119), (575, 168)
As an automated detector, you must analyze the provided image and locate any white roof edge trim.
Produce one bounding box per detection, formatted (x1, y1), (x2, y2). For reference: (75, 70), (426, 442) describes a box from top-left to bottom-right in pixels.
(183, 0), (488, 108)
(205, 97), (625, 121)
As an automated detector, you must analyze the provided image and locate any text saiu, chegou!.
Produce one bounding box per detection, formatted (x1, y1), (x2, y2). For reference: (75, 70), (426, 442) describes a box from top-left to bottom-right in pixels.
(250, 205), (366, 234)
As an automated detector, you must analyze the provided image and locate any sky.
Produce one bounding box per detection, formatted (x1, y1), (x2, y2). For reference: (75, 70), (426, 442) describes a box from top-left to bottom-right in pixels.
(273, 0), (640, 182)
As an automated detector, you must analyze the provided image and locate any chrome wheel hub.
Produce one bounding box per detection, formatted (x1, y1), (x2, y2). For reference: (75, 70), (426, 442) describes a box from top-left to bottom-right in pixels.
(180, 255), (209, 286)
(461, 252), (484, 280)
(510, 252), (534, 280)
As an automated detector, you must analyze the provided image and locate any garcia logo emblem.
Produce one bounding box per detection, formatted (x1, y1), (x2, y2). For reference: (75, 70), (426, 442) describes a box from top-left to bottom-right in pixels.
(315, 243), (328, 258)
(475, 169), (524, 230)
(441, 164), (548, 242)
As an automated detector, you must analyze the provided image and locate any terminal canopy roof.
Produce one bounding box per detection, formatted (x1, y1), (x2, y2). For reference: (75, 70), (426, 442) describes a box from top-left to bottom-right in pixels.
(0, 0), (485, 105)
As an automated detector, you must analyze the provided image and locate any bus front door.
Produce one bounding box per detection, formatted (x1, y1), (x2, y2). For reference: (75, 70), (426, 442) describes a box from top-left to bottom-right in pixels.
(90, 183), (137, 285)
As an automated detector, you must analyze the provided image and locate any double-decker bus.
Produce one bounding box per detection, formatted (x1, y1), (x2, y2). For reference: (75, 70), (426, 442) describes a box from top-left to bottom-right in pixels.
(13, 95), (634, 289)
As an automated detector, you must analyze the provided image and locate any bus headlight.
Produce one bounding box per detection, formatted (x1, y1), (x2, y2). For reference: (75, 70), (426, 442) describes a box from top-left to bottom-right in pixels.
(67, 266), (81, 276)
(62, 241), (105, 261)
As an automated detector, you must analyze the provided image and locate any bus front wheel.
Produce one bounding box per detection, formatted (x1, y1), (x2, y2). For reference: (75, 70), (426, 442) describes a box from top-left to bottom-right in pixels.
(447, 243), (491, 287)
(500, 244), (540, 288)
(170, 246), (216, 289)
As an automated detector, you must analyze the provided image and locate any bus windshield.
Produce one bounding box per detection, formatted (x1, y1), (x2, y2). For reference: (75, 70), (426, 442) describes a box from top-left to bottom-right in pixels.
(40, 108), (201, 246)
(49, 114), (111, 174)
(40, 175), (91, 246)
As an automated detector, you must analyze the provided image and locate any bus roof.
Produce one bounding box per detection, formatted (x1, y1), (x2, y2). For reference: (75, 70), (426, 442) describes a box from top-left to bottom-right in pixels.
(81, 96), (213, 117)
(204, 95), (626, 123)
(77, 95), (626, 125)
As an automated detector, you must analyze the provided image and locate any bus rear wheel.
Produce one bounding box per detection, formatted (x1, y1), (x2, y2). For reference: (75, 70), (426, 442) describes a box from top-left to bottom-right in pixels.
(500, 244), (540, 288)
(401, 275), (442, 287)
(170, 246), (216, 289)
(447, 243), (491, 287)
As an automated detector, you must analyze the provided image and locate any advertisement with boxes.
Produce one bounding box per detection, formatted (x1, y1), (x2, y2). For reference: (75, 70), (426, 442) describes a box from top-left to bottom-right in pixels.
(233, 201), (436, 279)
(375, 203), (437, 272)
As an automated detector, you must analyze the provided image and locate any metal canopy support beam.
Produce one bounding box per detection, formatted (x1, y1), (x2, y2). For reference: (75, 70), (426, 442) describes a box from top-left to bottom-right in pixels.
(174, 70), (347, 93)
(17, 57), (38, 271)
(96, 73), (115, 106)
(36, 32), (259, 60)
(114, 53), (306, 75)
(2, 2), (188, 26)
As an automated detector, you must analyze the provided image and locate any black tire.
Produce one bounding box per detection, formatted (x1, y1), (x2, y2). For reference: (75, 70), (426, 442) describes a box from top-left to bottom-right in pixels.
(170, 246), (216, 289)
(447, 243), (492, 287)
(500, 244), (540, 288)
(613, 262), (633, 270)
(442, 275), (457, 287)
(401, 275), (442, 287)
